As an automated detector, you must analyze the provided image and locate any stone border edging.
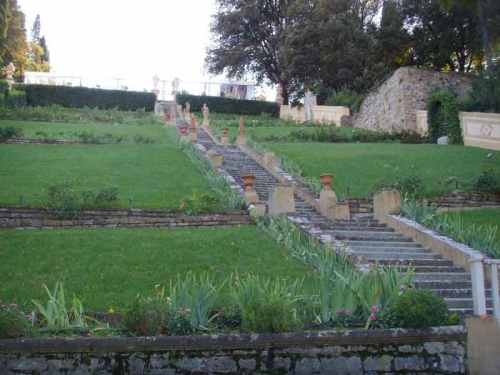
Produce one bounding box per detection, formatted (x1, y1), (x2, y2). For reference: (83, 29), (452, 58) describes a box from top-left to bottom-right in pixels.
(4, 138), (87, 145)
(0, 326), (466, 354)
(384, 214), (498, 283)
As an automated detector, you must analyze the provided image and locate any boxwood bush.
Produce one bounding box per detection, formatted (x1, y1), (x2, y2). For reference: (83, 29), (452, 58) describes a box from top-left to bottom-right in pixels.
(176, 94), (279, 117)
(16, 84), (156, 111)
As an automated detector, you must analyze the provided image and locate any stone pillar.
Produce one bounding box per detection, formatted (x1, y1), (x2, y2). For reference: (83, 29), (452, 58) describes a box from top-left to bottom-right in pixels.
(319, 173), (338, 217)
(467, 316), (500, 375)
(470, 254), (487, 316)
(242, 174), (258, 205)
(276, 83), (284, 106)
(188, 117), (198, 142)
(373, 188), (401, 222)
(221, 127), (230, 145)
(268, 185), (295, 215)
(249, 203), (266, 217)
(328, 202), (350, 220)
(180, 126), (188, 141)
(194, 116), (199, 128)
(235, 116), (247, 145)
(207, 150), (222, 169)
(262, 151), (281, 169)
(5, 62), (15, 87)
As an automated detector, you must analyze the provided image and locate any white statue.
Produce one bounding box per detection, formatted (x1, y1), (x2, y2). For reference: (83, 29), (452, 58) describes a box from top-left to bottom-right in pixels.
(172, 77), (180, 94)
(6, 62), (15, 85)
(184, 102), (191, 121)
(152, 74), (160, 90)
(304, 88), (317, 122)
(202, 103), (210, 126)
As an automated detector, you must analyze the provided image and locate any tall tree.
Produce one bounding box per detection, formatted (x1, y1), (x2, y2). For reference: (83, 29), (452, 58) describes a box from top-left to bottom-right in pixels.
(206, 0), (294, 104)
(2, 0), (28, 78)
(31, 14), (40, 44)
(39, 36), (49, 63)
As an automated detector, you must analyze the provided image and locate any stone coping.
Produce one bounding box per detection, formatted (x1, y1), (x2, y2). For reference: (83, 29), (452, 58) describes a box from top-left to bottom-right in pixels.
(0, 326), (466, 354)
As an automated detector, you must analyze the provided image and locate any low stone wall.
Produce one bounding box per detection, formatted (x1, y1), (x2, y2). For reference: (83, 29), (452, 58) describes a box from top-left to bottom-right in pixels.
(0, 326), (467, 374)
(347, 197), (374, 215)
(431, 190), (500, 211)
(0, 207), (252, 230)
(280, 105), (349, 126)
(4, 138), (85, 145)
(460, 111), (500, 151)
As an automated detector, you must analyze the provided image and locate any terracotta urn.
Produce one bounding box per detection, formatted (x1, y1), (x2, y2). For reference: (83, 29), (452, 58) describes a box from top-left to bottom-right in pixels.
(320, 173), (334, 190)
(180, 126), (188, 136)
(222, 127), (229, 137)
(165, 114), (171, 121)
(242, 174), (256, 191)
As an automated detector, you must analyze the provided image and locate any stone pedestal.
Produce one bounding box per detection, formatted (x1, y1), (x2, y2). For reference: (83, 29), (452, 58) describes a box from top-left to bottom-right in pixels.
(319, 189), (338, 217)
(207, 150), (222, 169)
(373, 188), (401, 222)
(244, 190), (259, 205)
(235, 134), (247, 145)
(268, 185), (295, 215)
(262, 152), (281, 169)
(327, 202), (350, 220)
(188, 130), (198, 142)
(249, 203), (266, 217)
(221, 136), (230, 145)
(202, 118), (210, 127)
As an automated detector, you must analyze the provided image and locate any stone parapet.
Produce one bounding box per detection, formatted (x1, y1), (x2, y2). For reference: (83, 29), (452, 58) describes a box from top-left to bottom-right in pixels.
(280, 105), (349, 126)
(460, 111), (500, 151)
(0, 326), (467, 374)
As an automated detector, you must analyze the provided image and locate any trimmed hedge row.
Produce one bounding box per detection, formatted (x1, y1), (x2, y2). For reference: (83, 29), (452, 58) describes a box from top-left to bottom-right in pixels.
(15, 84), (156, 111)
(176, 94), (280, 117)
(0, 90), (27, 109)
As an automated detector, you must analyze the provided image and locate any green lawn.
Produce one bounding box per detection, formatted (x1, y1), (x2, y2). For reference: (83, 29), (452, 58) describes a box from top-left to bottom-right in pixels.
(0, 226), (310, 311)
(444, 208), (500, 242)
(265, 143), (500, 197)
(0, 143), (210, 209)
(2, 120), (167, 144)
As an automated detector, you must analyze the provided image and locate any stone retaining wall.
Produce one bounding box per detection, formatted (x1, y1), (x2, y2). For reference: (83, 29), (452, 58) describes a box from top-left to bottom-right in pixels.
(431, 190), (500, 211)
(4, 138), (85, 145)
(0, 326), (467, 374)
(460, 111), (500, 151)
(0, 207), (252, 230)
(347, 197), (374, 215)
(280, 105), (350, 126)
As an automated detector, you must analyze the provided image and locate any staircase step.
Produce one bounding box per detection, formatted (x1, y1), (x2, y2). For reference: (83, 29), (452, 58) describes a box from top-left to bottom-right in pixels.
(411, 266), (466, 273)
(360, 252), (443, 260)
(444, 298), (493, 309)
(435, 289), (492, 298)
(414, 280), (473, 289)
(350, 246), (431, 253)
(414, 273), (471, 282)
(346, 241), (420, 248)
(376, 259), (454, 267)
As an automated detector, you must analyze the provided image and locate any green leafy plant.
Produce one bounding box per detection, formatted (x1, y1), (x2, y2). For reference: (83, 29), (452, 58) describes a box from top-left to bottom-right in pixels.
(466, 169), (500, 193)
(133, 134), (155, 144)
(82, 184), (119, 207)
(378, 289), (450, 329)
(326, 87), (365, 113)
(461, 66), (500, 113)
(123, 297), (192, 336)
(428, 89), (462, 144)
(0, 125), (23, 142)
(31, 282), (88, 329)
(47, 181), (81, 219)
(179, 191), (220, 215)
(0, 301), (33, 338)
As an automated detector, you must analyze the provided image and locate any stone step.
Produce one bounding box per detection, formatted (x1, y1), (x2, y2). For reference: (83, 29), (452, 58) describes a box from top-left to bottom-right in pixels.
(350, 246), (431, 254)
(449, 308), (493, 316)
(435, 289), (492, 298)
(376, 259), (454, 267)
(346, 241), (420, 248)
(325, 226), (395, 232)
(444, 298), (493, 309)
(328, 231), (407, 240)
(415, 280), (473, 289)
(360, 252), (443, 260)
(414, 273), (471, 282)
(411, 266), (466, 273)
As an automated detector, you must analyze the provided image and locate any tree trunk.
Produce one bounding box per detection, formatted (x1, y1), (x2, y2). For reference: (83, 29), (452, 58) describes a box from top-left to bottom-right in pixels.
(476, 0), (493, 70)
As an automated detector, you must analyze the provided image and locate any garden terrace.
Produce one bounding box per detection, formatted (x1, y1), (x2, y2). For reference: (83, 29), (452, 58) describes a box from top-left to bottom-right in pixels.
(0, 226), (312, 311)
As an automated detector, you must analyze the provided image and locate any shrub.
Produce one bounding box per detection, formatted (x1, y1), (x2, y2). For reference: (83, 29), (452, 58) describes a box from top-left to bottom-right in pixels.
(428, 89), (462, 144)
(466, 169), (500, 193)
(123, 297), (192, 336)
(176, 94), (279, 117)
(380, 289), (449, 328)
(371, 174), (426, 198)
(461, 67), (500, 113)
(0, 125), (23, 142)
(326, 87), (365, 113)
(179, 192), (220, 215)
(241, 295), (301, 333)
(133, 134), (155, 144)
(0, 80), (8, 94)
(47, 182), (80, 219)
(16, 84), (156, 111)
(0, 301), (33, 338)
(0, 89), (27, 110)
(82, 184), (120, 207)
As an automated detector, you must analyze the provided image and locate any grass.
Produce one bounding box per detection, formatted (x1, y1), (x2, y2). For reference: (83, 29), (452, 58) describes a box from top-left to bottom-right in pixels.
(444, 208), (500, 242)
(1, 120), (166, 144)
(0, 226), (311, 311)
(264, 143), (500, 197)
(0, 144), (212, 209)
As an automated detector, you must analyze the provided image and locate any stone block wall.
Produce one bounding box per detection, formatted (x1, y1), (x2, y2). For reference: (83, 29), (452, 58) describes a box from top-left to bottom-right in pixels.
(431, 190), (500, 211)
(280, 105), (350, 126)
(0, 207), (252, 230)
(0, 326), (467, 374)
(354, 67), (477, 132)
(460, 111), (500, 151)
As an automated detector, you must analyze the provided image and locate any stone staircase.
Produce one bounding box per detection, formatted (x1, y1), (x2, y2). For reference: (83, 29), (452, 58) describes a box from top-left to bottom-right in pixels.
(176, 120), (492, 315)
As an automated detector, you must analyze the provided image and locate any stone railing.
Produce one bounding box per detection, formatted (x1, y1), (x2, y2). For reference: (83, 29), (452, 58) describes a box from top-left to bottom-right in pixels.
(0, 326), (467, 374)
(280, 105), (350, 126)
(0, 206), (252, 230)
(460, 111), (500, 151)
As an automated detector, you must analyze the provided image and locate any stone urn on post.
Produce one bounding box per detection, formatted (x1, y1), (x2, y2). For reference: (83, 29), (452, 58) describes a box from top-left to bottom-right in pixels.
(180, 126), (188, 141)
(221, 127), (230, 145)
(235, 116), (247, 145)
(242, 174), (258, 205)
(320, 173), (334, 191)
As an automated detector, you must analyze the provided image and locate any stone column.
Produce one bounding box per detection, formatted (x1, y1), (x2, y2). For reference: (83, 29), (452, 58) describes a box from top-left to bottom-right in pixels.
(235, 116), (247, 145)
(263, 151), (281, 169)
(188, 117), (198, 142)
(470, 254), (487, 316)
(319, 173), (338, 217)
(180, 126), (188, 141)
(207, 150), (222, 169)
(268, 185), (295, 215)
(221, 127), (230, 145)
(373, 188), (401, 223)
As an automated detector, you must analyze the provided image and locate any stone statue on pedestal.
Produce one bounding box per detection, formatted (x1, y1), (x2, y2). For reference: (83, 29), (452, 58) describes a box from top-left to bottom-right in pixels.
(304, 88), (317, 122)
(172, 77), (180, 94)
(202, 103), (210, 126)
(6, 62), (15, 86)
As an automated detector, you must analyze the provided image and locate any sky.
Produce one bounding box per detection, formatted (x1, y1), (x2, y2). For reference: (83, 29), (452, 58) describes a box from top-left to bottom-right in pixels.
(18, 0), (275, 99)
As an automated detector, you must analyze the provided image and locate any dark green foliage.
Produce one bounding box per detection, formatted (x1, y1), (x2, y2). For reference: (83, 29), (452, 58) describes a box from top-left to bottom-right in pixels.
(241, 296), (301, 333)
(123, 297), (192, 336)
(133, 134), (155, 144)
(0, 303), (33, 339)
(17, 84), (155, 111)
(0, 88), (26, 109)
(461, 67), (500, 113)
(176, 94), (279, 117)
(371, 174), (425, 198)
(82, 184), (120, 208)
(0, 80), (8, 94)
(466, 169), (500, 193)
(179, 192), (221, 216)
(0, 124), (22, 141)
(325, 88), (365, 113)
(73, 131), (124, 144)
(380, 289), (450, 329)
(428, 89), (463, 144)
(211, 306), (242, 330)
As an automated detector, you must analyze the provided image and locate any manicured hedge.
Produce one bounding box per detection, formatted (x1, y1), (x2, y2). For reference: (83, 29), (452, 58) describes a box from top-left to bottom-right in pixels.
(0, 89), (27, 109)
(176, 94), (279, 117)
(16, 84), (156, 111)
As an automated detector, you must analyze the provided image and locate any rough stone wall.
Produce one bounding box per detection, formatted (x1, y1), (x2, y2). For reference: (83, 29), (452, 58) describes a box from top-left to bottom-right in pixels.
(0, 207), (252, 230)
(0, 327), (467, 374)
(354, 67), (477, 132)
